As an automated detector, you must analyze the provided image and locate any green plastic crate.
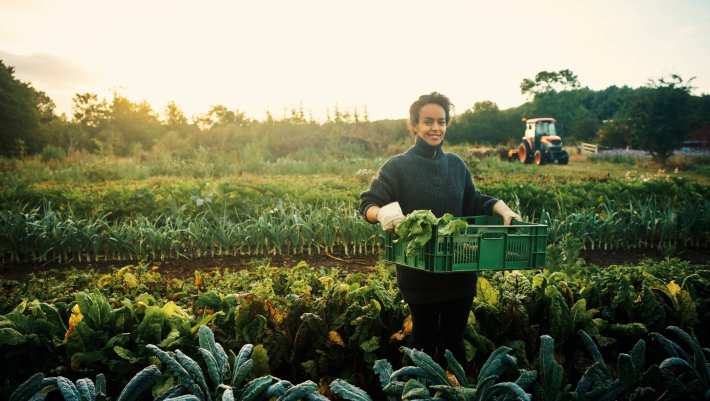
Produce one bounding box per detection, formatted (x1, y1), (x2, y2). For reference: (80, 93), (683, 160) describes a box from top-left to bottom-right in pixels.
(383, 215), (547, 272)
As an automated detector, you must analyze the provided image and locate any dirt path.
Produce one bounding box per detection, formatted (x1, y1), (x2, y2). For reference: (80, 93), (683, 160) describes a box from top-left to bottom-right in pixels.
(581, 248), (709, 267)
(0, 253), (380, 281)
(1, 248), (707, 281)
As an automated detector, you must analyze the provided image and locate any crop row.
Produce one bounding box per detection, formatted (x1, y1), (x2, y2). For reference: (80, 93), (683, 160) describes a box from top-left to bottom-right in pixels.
(2, 174), (707, 223)
(1, 195), (709, 265)
(1, 258), (708, 398)
(10, 323), (709, 401)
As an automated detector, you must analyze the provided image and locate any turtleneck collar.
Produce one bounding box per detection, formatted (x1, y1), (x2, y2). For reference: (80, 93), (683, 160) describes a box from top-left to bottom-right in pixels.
(411, 136), (444, 159)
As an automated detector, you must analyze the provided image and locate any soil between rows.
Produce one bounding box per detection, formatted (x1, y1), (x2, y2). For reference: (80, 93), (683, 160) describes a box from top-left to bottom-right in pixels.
(0, 248), (708, 281)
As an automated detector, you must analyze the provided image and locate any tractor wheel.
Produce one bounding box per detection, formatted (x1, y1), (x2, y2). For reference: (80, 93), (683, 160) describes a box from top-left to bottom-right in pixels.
(559, 150), (569, 165)
(518, 143), (532, 164)
(507, 148), (518, 162)
(534, 150), (545, 165)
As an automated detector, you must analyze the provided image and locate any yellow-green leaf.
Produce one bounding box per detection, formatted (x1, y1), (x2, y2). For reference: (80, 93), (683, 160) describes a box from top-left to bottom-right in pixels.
(161, 301), (189, 319)
(329, 330), (346, 347)
(666, 281), (681, 297)
(123, 272), (138, 289)
(476, 277), (498, 306)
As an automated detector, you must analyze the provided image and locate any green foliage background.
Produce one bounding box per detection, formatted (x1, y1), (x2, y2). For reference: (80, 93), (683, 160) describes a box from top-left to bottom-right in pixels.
(2, 61), (710, 162)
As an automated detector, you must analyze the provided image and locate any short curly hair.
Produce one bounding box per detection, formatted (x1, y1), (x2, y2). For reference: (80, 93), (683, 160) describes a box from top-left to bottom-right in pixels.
(408, 92), (454, 128)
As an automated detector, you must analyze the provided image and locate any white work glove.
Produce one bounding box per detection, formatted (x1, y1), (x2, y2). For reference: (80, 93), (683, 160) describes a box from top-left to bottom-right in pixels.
(377, 202), (405, 231)
(492, 200), (522, 225)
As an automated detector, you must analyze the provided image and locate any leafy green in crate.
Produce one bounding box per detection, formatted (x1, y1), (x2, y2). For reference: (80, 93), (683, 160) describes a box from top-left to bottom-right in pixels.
(395, 211), (468, 256)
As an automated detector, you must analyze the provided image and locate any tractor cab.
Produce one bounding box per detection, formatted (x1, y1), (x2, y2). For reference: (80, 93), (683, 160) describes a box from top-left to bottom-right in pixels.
(517, 117), (568, 165)
(524, 118), (561, 149)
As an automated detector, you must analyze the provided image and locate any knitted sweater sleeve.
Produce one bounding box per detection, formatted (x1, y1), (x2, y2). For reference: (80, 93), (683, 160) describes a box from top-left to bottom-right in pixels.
(358, 159), (399, 222)
(462, 167), (498, 216)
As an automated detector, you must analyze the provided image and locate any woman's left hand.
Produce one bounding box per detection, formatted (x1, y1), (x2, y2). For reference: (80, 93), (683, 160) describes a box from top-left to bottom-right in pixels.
(492, 200), (522, 225)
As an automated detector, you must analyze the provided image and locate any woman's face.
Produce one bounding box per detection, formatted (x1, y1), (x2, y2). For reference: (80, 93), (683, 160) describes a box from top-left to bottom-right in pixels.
(413, 103), (447, 146)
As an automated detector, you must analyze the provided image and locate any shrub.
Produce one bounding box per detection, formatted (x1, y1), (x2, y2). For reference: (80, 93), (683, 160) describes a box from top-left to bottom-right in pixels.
(40, 145), (66, 162)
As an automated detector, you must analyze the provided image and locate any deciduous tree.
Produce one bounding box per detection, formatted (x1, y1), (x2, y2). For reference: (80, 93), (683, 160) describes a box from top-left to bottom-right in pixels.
(0, 60), (45, 155)
(621, 75), (695, 165)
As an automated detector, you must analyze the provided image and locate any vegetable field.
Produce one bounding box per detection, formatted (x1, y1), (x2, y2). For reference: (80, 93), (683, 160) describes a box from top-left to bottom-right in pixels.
(1, 152), (709, 401)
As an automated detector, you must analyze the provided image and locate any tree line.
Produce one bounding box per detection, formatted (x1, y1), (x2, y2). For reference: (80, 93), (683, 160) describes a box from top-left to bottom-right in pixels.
(2, 61), (709, 164)
(1, 60), (410, 161)
(447, 69), (710, 163)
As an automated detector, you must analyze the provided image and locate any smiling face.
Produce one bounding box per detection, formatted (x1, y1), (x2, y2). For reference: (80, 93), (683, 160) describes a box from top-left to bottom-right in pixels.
(412, 103), (447, 146)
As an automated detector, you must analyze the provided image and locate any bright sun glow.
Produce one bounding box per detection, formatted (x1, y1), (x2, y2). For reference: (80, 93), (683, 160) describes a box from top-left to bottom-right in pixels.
(1, 0), (709, 121)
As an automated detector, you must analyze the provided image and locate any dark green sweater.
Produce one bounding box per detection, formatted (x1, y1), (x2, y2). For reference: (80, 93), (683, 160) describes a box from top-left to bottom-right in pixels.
(359, 137), (498, 304)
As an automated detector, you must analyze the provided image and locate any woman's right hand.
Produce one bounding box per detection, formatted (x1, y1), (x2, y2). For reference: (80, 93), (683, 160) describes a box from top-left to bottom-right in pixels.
(370, 202), (405, 231)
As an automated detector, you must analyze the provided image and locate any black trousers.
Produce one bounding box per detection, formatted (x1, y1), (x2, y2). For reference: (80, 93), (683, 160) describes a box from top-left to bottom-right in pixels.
(408, 296), (474, 364)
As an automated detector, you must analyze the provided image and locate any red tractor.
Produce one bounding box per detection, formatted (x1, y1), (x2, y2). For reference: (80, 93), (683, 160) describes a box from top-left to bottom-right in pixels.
(507, 117), (569, 165)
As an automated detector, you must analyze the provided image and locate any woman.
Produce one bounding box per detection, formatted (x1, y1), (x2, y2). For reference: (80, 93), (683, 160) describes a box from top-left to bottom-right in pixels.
(358, 92), (520, 363)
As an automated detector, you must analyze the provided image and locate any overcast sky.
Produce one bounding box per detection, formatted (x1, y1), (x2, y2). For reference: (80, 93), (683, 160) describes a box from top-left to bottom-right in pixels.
(2, 0), (709, 122)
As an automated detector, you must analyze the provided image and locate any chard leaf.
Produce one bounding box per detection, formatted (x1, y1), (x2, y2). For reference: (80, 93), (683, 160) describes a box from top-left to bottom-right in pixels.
(576, 362), (613, 400)
(477, 277), (499, 306)
(438, 218), (468, 236)
(0, 327), (26, 346)
(630, 339), (646, 372)
(478, 346), (514, 383)
(488, 382), (531, 401)
(114, 345), (140, 363)
(373, 359), (393, 387)
(649, 332), (689, 360)
(617, 353), (637, 390)
(540, 335), (564, 401)
(546, 287), (571, 344)
(667, 326), (709, 386)
(329, 379), (373, 401)
(395, 210), (438, 256)
(515, 369), (537, 391)
(579, 330), (608, 374)
(659, 357), (693, 370)
(444, 349), (469, 387)
(401, 379), (429, 400)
